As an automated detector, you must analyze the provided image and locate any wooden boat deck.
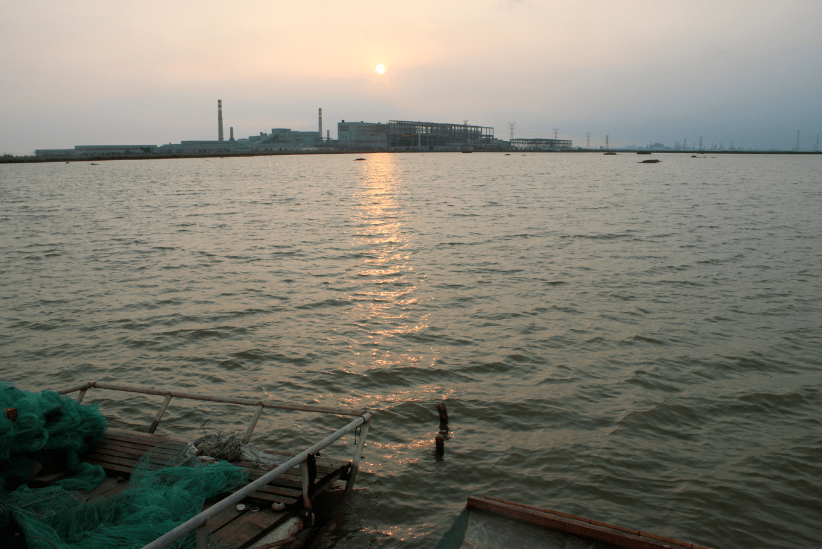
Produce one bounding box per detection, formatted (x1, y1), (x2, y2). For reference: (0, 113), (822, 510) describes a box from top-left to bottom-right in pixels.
(31, 427), (356, 549)
(36, 382), (373, 549)
(85, 428), (352, 509)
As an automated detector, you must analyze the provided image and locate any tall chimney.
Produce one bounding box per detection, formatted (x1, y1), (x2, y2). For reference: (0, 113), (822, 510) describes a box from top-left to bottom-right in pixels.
(229, 127), (234, 141)
(218, 100), (224, 142)
(318, 108), (323, 144)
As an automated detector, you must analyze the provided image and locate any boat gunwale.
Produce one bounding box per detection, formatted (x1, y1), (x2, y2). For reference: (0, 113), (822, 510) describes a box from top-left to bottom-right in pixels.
(466, 496), (714, 549)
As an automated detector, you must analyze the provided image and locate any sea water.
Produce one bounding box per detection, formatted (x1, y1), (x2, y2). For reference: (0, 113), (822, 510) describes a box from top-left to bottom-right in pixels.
(1, 152), (820, 548)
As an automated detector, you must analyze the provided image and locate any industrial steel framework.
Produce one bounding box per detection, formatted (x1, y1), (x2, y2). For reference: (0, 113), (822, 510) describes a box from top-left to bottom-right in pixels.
(511, 138), (572, 151)
(387, 120), (494, 149)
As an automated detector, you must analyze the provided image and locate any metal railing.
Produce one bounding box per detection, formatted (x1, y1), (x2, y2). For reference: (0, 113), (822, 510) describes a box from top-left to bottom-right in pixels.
(57, 382), (372, 549)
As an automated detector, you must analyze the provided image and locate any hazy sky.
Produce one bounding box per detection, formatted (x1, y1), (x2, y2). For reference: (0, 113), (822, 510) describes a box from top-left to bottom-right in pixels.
(2, 0), (820, 154)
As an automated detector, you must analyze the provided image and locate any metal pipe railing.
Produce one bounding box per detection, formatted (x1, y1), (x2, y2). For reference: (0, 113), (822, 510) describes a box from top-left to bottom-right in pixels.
(56, 381), (367, 416)
(140, 412), (372, 549)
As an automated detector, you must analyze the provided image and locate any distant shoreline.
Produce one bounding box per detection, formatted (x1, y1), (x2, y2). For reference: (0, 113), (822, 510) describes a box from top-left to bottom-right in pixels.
(2, 149), (820, 164)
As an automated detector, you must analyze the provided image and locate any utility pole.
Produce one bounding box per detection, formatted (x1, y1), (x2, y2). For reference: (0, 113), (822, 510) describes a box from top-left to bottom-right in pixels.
(586, 132), (591, 149)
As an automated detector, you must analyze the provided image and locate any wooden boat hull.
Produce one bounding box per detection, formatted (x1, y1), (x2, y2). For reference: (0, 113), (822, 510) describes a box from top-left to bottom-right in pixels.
(436, 496), (713, 549)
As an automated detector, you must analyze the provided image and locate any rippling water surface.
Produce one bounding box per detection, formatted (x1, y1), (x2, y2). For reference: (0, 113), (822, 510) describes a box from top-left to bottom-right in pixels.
(1, 152), (821, 548)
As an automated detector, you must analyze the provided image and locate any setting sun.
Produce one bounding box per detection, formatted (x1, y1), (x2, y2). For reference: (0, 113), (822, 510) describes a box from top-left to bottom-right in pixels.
(376, 63), (385, 74)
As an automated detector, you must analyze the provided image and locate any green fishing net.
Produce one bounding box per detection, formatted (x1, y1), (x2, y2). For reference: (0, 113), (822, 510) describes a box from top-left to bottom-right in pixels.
(0, 384), (249, 549)
(0, 384), (107, 491)
(5, 448), (248, 549)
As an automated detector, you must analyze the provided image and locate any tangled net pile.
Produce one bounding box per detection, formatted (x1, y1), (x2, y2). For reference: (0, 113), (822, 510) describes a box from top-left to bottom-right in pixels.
(0, 383), (106, 492)
(1, 385), (248, 549)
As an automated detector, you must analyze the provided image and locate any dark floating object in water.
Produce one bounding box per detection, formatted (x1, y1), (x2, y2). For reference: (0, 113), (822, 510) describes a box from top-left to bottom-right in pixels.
(639, 159), (661, 163)
(505, 153), (510, 155)
(354, 158), (366, 161)
(90, 163), (99, 165)
(603, 152), (616, 155)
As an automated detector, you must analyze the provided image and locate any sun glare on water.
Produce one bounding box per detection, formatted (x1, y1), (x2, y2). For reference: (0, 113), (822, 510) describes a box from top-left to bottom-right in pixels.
(376, 63), (385, 74)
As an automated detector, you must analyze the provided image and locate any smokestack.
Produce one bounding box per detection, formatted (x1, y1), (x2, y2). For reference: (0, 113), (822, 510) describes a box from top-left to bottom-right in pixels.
(229, 127), (234, 141)
(218, 100), (224, 142)
(318, 108), (323, 144)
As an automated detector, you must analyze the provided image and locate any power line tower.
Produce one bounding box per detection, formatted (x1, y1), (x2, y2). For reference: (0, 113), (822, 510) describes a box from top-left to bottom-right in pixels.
(508, 122), (516, 141)
(553, 128), (559, 140)
(699, 137), (703, 151)
(795, 130), (801, 151)
(815, 133), (820, 151)
(606, 135), (609, 149)
(586, 132), (591, 149)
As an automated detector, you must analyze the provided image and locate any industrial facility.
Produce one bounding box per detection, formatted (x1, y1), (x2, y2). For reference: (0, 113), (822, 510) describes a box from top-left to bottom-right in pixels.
(34, 100), (571, 157)
(387, 120), (495, 150)
(511, 138), (572, 151)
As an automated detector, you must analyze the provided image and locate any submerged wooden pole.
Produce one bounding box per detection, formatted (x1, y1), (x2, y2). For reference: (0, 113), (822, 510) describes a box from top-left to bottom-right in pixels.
(437, 402), (449, 431)
(435, 434), (445, 458)
(435, 402), (449, 460)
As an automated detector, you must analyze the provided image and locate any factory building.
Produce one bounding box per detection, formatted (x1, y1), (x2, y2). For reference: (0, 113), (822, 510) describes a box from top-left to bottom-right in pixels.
(387, 120), (495, 150)
(35, 145), (158, 157)
(245, 129), (320, 151)
(511, 138), (572, 151)
(337, 121), (388, 149)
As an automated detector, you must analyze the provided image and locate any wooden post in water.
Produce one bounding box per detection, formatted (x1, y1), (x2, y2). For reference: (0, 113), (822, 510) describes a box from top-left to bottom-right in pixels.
(435, 434), (445, 458)
(435, 402), (448, 460)
(437, 402), (449, 431)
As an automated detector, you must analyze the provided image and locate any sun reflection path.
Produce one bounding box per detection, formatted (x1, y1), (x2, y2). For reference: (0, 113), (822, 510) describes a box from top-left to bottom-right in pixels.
(341, 155), (430, 373)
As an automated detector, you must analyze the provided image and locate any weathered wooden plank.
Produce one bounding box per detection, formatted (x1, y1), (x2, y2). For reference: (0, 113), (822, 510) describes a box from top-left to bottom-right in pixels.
(105, 427), (186, 445)
(203, 503), (249, 535)
(96, 433), (158, 448)
(207, 507), (289, 549)
(79, 477), (123, 500)
(93, 439), (183, 454)
(250, 484), (301, 501)
(84, 458), (133, 475)
(85, 450), (146, 466)
(87, 445), (186, 467)
(249, 491), (298, 505)
(84, 452), (144, 470)
(235, 460), (339, 478)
